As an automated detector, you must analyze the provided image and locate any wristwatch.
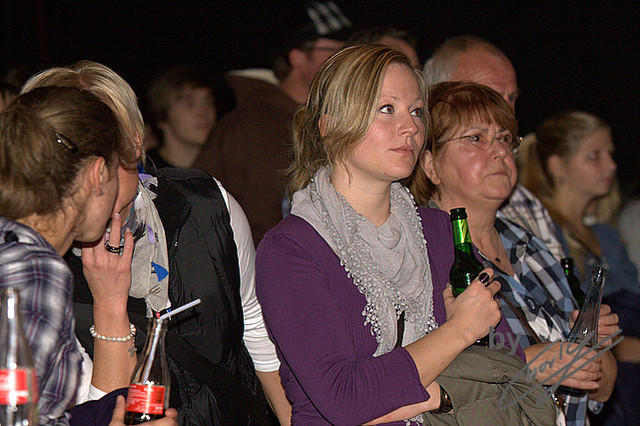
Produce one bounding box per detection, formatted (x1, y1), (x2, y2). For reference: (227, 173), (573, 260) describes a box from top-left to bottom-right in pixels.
(433, 384), (453, 413)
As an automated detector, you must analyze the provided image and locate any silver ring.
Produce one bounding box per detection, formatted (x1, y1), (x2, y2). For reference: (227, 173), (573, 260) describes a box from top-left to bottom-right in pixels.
(104, 242), (122, 254)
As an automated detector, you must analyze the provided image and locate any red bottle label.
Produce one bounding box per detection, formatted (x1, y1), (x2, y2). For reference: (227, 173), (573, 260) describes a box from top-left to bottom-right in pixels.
(0, 369), (30, 404)
(125, 383), (165, 415)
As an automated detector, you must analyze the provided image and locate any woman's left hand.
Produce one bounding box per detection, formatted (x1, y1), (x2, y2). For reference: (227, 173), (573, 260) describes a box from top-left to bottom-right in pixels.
(82, 212), (134, 309)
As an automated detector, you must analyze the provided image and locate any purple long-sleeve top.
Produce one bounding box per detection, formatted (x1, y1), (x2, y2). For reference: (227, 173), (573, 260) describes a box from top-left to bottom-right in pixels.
(256, 207), (512, 425)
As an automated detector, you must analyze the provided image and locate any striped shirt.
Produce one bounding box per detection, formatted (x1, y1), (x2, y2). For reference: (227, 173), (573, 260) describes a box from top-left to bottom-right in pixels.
(487, 213), (594, 426)
(0, 217), (82, 425)
(500, 184), (566, 262)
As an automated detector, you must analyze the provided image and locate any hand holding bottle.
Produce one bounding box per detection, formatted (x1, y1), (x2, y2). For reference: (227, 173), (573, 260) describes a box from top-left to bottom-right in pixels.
(109, 395), (177, 426)
(570, 304), (619, 342)
(523, 342), (602, 390)
(443, 268), (502, 346)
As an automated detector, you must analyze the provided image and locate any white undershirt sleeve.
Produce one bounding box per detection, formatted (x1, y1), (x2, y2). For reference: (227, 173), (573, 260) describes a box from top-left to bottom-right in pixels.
(214, 179), (280, 372)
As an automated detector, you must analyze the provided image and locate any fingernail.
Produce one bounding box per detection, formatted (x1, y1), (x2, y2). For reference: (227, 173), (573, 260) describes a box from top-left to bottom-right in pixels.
(114, 212), (120, 219)
(477, 272), (490, 284)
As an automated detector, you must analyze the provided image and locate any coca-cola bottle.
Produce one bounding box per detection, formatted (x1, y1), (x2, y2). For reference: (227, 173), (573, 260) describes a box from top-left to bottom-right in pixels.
(0, 287), (38, 425)
(124, 317), (169, 425)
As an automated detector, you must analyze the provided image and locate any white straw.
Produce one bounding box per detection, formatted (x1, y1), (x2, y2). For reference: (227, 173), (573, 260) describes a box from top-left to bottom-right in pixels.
(159, 298), (201, 321)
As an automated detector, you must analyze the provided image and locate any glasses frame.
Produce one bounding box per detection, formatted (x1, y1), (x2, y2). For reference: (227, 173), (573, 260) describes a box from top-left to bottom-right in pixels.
(438, 133), (522, 155)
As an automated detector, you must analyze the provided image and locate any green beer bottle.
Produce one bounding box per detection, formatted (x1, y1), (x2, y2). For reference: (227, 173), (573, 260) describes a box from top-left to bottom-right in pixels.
(449, 208), (489, 346)
(449, 208), (484, 296)
(561, 257), (585, 307)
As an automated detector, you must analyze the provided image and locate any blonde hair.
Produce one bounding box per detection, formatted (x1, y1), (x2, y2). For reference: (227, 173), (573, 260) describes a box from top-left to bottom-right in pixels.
(520, 111), (611, 270)
(288, 43), (423, 194)
(0, 86), (124, 219)
(519, 111), (609, 205)
(408, 81), (518, 205)
(21, 60), (144, 165)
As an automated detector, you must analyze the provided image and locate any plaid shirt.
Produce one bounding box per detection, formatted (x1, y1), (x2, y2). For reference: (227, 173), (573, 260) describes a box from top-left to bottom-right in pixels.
(500, 184), (566, 262)
(487, 213), (593, 426)
(0, 218), (81, 425)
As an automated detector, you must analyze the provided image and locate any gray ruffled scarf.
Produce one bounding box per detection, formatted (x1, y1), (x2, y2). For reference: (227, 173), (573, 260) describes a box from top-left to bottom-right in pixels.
(292, 167), (438, 357)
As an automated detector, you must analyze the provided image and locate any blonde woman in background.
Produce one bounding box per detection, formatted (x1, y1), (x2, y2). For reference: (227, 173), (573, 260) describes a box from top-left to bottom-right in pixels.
(519, 110), (639, 423)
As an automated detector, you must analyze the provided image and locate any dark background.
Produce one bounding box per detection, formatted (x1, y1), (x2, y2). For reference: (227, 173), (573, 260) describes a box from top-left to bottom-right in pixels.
(3, 2), (638, 193)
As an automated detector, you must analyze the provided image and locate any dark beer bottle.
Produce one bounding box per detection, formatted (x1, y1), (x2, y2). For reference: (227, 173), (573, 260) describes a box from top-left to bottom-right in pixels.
(561, 258), (585, 307)
(448, 208), (489, 346)
(124, 317), (169, 425)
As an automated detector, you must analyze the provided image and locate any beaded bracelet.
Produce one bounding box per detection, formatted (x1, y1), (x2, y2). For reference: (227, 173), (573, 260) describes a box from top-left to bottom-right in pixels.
(89, 323), (136, 342)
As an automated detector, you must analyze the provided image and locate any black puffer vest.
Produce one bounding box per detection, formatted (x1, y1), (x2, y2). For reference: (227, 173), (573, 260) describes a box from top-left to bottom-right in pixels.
(71, 168), (275, 425)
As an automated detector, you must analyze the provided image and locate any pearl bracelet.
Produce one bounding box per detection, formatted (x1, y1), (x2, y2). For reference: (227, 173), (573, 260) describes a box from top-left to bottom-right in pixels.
(89, 323), (136, 342)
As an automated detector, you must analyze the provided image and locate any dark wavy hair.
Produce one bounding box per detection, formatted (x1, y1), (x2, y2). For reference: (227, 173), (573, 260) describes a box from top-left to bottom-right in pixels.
(0, 86), (125, 219)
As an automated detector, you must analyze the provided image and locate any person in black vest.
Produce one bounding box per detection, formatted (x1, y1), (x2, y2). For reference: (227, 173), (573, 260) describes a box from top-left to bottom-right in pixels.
(22, 61), (290, 425)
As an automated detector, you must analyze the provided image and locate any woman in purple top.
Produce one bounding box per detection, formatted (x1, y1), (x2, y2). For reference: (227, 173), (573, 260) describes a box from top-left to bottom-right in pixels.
(255, 45), (502, 425)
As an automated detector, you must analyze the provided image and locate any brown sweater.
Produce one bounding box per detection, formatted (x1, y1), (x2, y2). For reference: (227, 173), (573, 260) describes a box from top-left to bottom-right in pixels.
(192, 75), (299, 245)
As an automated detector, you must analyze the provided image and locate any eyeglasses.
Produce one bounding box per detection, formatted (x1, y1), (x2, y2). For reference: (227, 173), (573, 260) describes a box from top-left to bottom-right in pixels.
(439, 132), (522, 155)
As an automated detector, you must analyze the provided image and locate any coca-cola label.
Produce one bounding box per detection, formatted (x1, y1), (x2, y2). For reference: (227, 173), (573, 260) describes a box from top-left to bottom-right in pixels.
(0, 369), (30, 404)
(125, 383), (165, 415)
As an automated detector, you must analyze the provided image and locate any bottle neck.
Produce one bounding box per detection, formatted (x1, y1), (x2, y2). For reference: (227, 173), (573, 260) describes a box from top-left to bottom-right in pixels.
(141, 318), (167, 354)
(3, 288), (22, 365)
(452, 219), (474, 253)
(561, 258), (573, 275)
(567, 266), (606, 345)
(138, 318), (167, 384)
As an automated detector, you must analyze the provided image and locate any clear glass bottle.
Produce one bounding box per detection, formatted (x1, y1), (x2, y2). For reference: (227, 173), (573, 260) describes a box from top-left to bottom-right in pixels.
(0, 287), (38, 425)
(448, 208), (489, 346)
(559, 265), (606, 397)
(124, 317), (170, 425)
(561, 258), (585, 307)
(567, 265), (606, 347)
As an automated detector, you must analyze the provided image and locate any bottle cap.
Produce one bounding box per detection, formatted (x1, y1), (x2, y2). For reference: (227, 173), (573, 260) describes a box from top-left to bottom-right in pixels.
(561, 258), (573, 269)
(591, 265), (607, 286)
(449, 207), (467, 220)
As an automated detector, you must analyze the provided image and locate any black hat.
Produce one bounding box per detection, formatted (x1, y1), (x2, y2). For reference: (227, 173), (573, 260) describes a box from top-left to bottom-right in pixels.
(302, 1), (351, 38)
(278, 2), (352, 54)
